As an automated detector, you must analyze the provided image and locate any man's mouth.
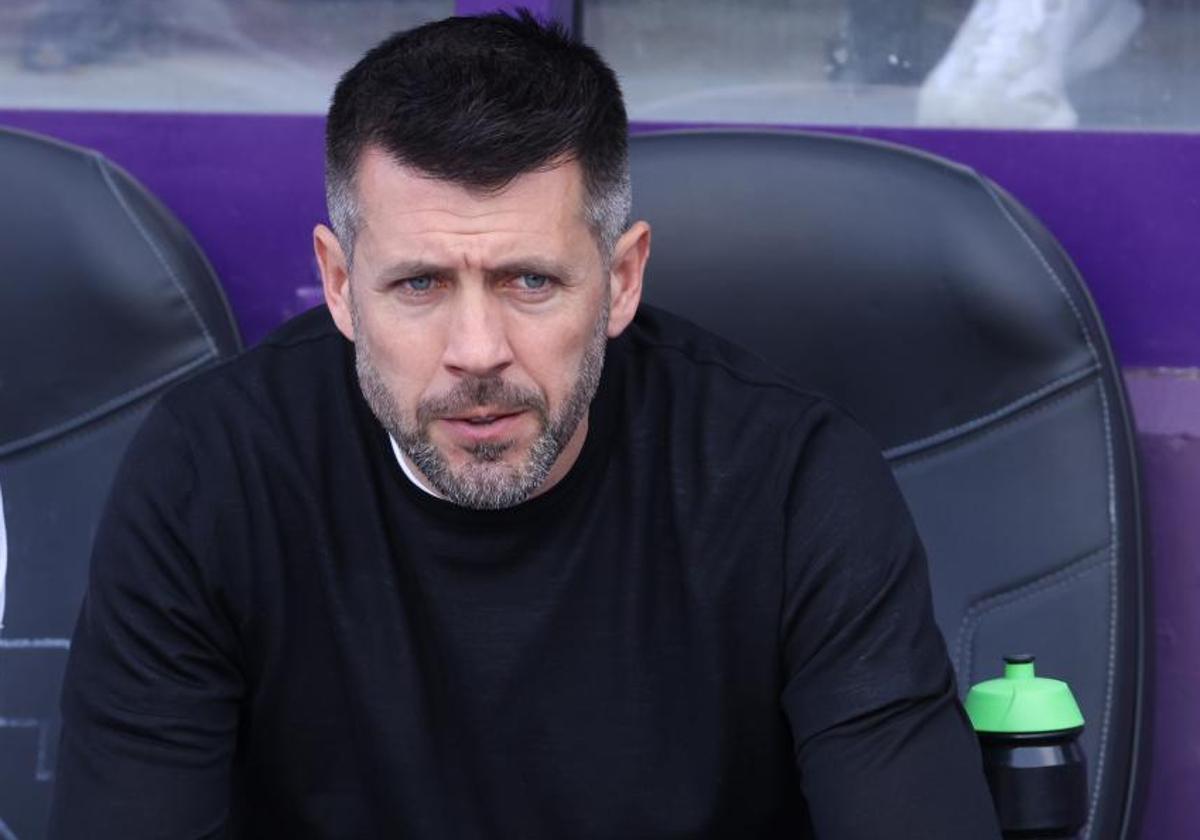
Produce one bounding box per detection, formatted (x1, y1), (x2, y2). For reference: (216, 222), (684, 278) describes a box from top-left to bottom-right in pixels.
(440, 410), (526, 442)
(451, 410), (519, 425)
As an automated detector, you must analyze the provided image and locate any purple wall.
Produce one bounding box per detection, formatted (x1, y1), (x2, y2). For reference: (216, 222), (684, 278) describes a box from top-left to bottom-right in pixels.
(1, 105), (1197, 835)
(1123, 369), (1200, 839)
(457, 0), (575, 21)
(3, 110), (1197, 369)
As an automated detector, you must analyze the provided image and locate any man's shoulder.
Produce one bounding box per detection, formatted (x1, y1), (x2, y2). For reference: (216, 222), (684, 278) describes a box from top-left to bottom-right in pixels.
(617, 305), (888, 470)
(156, 306), (349, 433)
(621, 304), (827, 419)
(257, 304), (345, 351)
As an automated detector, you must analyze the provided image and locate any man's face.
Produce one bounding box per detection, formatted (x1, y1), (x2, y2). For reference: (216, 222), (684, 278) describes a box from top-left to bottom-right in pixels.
(316, 149), (647, 509)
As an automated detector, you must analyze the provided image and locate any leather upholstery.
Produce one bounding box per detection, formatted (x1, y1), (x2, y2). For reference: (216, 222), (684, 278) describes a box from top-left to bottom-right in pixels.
(0, 127), (241, 838)
(630, 130), (1145, 840)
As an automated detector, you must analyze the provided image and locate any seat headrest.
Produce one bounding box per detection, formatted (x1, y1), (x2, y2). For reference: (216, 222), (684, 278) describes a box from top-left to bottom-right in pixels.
(0, 127), (241, 455)
(631, 130), (1098, 453)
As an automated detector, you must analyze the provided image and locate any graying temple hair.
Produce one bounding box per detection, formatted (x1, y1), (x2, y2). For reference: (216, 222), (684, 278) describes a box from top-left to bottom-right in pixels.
(325, 160), (632, 269)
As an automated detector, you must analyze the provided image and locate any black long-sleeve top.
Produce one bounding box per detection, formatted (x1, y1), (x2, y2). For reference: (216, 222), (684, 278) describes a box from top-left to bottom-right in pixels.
(50, 305), (1001, 838)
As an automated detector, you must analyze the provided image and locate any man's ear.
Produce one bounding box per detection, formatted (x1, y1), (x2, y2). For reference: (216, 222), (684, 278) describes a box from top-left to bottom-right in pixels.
(314, 223), (355, 341)
(606, 220), (650, 338)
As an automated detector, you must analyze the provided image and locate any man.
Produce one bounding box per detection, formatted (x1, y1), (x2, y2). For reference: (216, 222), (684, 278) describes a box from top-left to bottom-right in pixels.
(50, 12), (1001, 838)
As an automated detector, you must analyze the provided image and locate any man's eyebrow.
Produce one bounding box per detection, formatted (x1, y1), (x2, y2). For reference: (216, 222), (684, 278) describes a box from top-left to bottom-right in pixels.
(486, 259), (577, 282)
(375, 260), (444, 281)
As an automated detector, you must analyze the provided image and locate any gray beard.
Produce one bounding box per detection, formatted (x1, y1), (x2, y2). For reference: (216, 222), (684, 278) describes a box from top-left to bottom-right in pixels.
(353, 302), (609, 510)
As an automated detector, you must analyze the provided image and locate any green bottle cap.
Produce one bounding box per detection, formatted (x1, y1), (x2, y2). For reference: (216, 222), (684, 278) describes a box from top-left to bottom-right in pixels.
(965, 655), (1085, 734)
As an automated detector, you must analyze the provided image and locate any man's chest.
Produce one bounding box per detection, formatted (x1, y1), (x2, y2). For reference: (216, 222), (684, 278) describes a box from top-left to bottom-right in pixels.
(233, 497), (801, 837)
(241, 609), (801, 839)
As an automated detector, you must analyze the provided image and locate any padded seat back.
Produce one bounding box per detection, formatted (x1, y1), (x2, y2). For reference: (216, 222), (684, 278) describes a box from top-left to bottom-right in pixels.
(0, 127), (241, 838)
(630, 130), (1144, 840)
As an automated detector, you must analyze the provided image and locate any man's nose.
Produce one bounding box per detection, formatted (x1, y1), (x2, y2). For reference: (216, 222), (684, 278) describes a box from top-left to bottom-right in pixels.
(441, 286), (514, 378)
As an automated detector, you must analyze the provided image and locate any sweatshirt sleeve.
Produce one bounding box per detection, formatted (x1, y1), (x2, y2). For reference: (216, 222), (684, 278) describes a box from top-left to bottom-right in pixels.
(778, 404), (1001, 839)
(49, 401), (243, 840)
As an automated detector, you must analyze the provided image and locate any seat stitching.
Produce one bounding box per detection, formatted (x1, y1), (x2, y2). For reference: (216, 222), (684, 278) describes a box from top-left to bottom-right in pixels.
(978, 180), (1115, 840)
(951, 543), (1110, 684)
(92, 153), (217, 356)
(892, 376), (1097, 474)
(1087, 385), (1119, 837)
(885, 365), (1099, 463)
(978, 180), (1100, 364)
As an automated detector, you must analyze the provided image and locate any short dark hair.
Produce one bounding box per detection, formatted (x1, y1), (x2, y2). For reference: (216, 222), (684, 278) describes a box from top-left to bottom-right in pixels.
(325, 10), (631, 264)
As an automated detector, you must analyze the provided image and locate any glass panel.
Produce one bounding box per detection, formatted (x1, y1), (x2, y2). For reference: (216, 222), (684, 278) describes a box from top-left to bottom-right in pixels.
(583, 0), (1200, 131)
(0, 0), (453, 113)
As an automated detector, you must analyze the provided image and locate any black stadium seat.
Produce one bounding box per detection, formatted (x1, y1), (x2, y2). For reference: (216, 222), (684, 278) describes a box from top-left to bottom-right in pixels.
(0, 127), (241, 838)
(630, 130), (1146, 840)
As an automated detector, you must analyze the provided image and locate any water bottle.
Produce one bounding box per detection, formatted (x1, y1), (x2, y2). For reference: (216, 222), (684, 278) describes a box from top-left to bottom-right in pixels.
(966, 655), (1088, 839)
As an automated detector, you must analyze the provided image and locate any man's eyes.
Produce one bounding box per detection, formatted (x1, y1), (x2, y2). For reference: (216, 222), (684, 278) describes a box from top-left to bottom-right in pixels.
(514, 273), (552, 292)
(400, 275), (437, 294)
(392, 273), (557, 299)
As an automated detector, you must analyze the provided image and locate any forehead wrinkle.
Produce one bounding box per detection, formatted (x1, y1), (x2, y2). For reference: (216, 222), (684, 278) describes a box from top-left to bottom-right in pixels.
(363, 208), (563, 242)
(385, 202), (552, 220)
(367, 232), (575, 279)
(354, 153), (593, 276)
(359, 219), (558, 268)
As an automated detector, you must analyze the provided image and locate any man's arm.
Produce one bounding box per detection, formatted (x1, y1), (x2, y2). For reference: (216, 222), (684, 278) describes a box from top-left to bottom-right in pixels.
(49, 402), (243, 839)
(779, 405), (1001, 839)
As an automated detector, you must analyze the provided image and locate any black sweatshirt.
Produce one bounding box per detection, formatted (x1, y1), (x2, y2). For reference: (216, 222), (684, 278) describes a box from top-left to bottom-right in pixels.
(50, 305), (1001, 839)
